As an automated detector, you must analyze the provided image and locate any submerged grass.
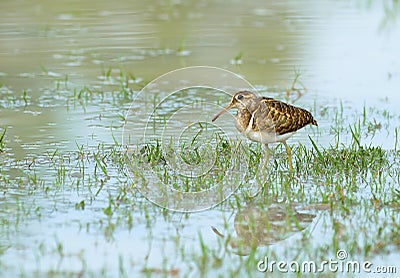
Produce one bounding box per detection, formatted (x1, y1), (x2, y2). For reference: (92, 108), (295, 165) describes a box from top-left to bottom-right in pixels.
(0, 70), (400, 276)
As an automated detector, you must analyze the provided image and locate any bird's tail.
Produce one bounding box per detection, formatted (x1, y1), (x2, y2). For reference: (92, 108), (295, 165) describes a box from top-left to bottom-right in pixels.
(311, 118), (318, 126)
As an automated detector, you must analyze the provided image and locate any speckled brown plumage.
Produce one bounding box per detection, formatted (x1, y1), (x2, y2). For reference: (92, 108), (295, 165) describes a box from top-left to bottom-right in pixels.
(255, 96), (318, 135)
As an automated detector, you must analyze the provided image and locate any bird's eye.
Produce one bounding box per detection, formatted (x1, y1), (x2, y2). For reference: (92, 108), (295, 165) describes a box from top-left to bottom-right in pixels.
(237, 94), (243, 100)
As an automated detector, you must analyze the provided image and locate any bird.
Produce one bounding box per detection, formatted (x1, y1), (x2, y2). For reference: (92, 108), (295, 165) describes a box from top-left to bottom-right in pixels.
(212, 91), (318, 171)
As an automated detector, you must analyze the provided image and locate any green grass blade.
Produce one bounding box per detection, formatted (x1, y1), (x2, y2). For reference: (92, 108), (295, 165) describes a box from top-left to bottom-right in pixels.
(308, 135), (323, 162)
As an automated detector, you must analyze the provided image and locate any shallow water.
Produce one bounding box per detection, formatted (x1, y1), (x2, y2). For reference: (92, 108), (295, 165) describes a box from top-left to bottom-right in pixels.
(1, 0), (400, 276)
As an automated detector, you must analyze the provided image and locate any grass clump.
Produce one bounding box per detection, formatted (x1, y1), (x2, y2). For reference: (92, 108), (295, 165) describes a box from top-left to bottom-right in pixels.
(0, 128), (6, 153)
(130, 132), (245, 193)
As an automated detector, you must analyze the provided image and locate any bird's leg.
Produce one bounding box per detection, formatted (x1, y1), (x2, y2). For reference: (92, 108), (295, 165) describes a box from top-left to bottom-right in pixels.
(282, 141), (293, 172)
(262, 144), (271, 169)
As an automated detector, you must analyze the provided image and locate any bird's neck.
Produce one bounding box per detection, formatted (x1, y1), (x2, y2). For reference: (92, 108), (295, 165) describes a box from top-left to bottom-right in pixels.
(235, 109), (252, 132)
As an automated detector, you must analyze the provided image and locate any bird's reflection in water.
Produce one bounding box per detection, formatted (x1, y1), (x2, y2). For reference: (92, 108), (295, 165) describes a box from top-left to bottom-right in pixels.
(212, 200), (317, 255)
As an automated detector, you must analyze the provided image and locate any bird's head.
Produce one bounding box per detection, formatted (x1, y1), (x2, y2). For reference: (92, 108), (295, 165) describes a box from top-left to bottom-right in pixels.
(212, 91), (258, 122)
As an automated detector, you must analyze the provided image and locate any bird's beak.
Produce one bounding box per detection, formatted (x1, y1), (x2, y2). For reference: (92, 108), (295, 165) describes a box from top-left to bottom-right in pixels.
(212, 102), (234, 122)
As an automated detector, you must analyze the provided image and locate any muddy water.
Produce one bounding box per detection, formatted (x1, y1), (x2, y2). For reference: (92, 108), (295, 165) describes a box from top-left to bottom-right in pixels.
(1, 0), (400, 276)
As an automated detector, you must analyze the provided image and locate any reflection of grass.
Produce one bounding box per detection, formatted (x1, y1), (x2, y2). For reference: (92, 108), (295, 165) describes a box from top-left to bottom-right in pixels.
(378, 0), (400, 31)
(357, 0), (400, 32)
(1, 75), (400, 276)
(192, 142), (399, 276)
(163, 98), (398, 275)
(1, 130), (399, 276)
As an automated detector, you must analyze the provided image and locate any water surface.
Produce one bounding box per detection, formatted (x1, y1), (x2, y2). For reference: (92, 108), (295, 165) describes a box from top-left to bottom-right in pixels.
(1, 0), (400, 276)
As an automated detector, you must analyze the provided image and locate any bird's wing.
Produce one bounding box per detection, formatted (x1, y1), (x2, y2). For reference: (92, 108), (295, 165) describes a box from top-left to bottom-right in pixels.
(253, 97), (317, 135)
